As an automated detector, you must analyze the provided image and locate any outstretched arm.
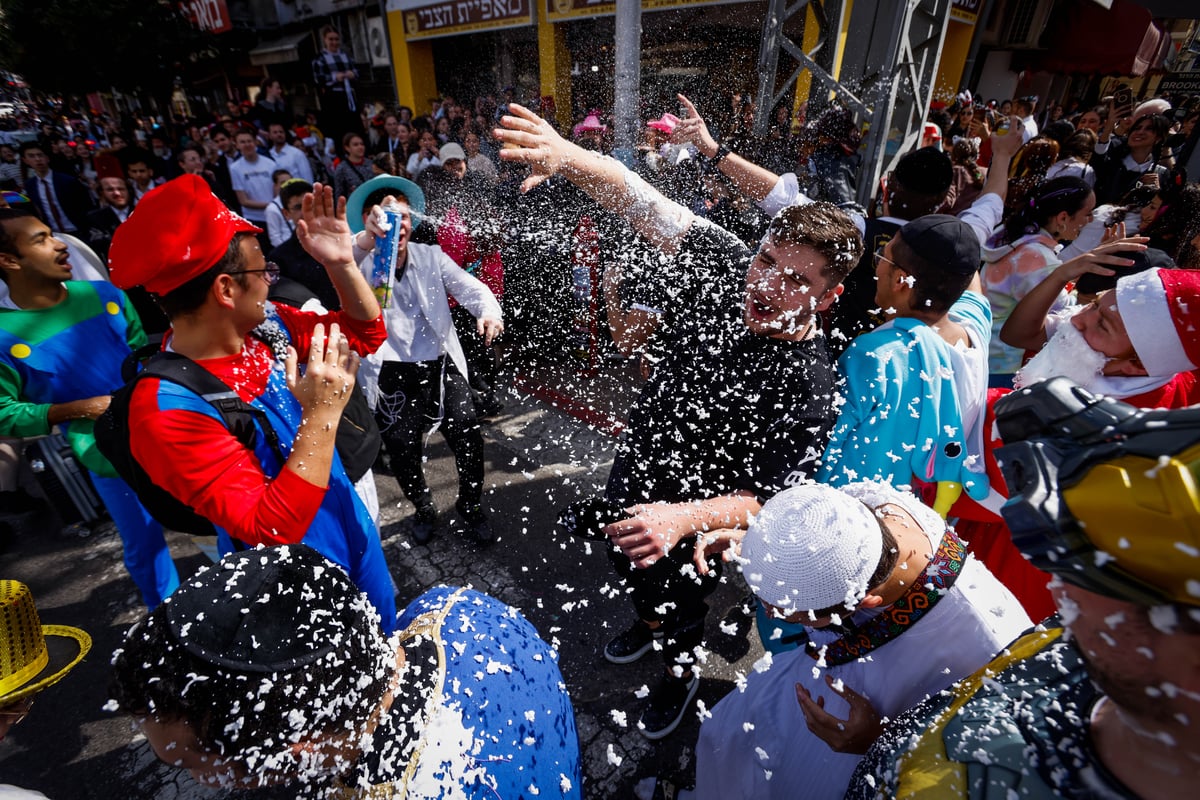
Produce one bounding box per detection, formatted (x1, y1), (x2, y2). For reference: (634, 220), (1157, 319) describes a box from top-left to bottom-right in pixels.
(1001, 233), (1147, 350)
(672, 93), (781, 202)
(494, 104), (695, 253)
(602, 491), (760, 570)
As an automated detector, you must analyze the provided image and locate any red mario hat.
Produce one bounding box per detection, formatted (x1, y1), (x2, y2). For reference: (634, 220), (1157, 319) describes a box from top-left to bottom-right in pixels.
(1116, 268), (1200, 377)
(108, 175), (262, 296)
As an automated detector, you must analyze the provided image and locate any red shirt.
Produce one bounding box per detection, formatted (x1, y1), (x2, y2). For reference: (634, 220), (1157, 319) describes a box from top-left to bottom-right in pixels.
(128, 304), (385, 546)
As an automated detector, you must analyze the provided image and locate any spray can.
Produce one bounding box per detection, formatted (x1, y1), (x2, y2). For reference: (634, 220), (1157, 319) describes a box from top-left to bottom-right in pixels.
(370, 201), (406, 308)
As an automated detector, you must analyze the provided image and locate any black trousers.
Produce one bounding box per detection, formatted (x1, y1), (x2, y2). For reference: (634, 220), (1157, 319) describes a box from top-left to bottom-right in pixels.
(605, 538), (724, 675)
(605, 451), (724, 674)
(374, 358), (484, 512)
(450, 305), (500, 405)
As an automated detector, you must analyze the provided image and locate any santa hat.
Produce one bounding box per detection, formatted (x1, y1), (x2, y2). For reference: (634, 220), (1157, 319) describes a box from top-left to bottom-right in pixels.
(108, 174), (262, 296)
(1116, 268), (1200, 377)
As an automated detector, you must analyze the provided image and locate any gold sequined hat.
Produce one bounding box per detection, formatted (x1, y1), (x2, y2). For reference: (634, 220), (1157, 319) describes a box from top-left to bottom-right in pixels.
(0, 581), (91, 706)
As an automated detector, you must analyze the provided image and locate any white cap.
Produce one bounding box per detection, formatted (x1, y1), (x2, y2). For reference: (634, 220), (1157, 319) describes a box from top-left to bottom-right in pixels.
(439, 142), (466, 162)
(741, 483), (883, 615)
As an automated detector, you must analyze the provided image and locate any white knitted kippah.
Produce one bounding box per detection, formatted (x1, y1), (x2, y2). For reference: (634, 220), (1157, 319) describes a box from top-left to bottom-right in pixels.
(741, 483), (884, 614)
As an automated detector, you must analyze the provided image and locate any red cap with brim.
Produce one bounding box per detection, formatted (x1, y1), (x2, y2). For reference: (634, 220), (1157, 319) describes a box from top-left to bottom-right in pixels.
(108, 174), (262, 296)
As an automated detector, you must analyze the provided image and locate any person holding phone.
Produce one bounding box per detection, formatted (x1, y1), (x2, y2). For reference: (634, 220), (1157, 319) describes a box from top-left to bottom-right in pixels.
(1092, 103), (1170, 204)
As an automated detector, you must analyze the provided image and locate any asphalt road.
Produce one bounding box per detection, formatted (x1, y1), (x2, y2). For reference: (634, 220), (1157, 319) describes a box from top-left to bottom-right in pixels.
(0, 375), (765, 799)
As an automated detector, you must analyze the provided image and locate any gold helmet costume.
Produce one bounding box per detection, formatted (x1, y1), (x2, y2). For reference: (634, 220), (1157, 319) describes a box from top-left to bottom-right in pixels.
(995, 376), (1200, 609)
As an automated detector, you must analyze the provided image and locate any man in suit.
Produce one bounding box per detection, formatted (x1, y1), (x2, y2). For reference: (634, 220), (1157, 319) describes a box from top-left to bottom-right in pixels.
(20, 142), (93, 234)
(84, 155), (169, 334)
(206, 127), (241, 212)
(85, 166), (134, 262)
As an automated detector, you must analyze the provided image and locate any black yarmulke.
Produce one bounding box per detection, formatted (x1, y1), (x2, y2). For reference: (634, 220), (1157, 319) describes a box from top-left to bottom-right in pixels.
(894, 146), (953, 196)
(164, 545), (363, 673)
(898, 214), (982, 276)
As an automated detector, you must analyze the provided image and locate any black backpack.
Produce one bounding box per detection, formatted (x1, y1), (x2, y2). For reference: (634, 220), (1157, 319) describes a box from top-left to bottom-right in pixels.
(95, 332), (381, 537)
(94, 346), (287, 537)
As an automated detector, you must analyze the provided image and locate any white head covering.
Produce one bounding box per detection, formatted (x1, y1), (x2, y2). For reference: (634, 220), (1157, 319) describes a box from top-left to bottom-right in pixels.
(741, 483), (884, 614)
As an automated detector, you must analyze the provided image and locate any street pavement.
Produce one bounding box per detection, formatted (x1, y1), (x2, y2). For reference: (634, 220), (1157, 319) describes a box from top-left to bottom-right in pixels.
(0, 359), (766, 799)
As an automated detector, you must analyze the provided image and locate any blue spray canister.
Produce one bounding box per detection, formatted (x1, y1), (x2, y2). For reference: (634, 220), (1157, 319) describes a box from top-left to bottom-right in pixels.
(370, 200), (406, 308)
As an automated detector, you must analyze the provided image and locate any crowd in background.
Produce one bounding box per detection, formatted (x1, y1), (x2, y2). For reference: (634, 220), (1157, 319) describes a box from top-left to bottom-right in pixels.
(4, 44), (1200, 796)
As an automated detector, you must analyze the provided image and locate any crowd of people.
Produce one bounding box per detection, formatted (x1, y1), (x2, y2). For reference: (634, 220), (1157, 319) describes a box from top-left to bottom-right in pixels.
(2, 44), (1200, 799)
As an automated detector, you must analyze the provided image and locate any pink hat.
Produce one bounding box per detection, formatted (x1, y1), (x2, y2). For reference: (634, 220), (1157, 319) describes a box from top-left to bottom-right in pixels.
(646, 113), (680, 134)
(1116, 268), (1200, 377)
(572, 114), (607, 137)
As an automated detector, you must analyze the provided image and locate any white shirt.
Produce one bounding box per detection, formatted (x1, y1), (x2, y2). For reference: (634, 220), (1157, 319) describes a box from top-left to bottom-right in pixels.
(1021, 115), (1039, 144)
(229, 154), (277, 223)
(356, 242), (502, 406)
(406, 153), (441, 180)
(693, 483), (1030, 800)
(265, 197), (292, 248)
(390, 262), (443, 362)
(269, 143), (313, 182)
(1044, 157), (1095, 187)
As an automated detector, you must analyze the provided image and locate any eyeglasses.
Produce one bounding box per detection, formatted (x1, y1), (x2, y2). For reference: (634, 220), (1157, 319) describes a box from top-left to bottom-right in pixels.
(0, 696), (34, 728)
(228, 262), (280, 286)
(874, 247), (903, 271)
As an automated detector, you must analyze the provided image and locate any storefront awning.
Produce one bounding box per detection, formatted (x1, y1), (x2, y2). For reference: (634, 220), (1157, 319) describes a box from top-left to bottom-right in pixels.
(248, 32), (309, 67)
(1030, 0), (1172, 77)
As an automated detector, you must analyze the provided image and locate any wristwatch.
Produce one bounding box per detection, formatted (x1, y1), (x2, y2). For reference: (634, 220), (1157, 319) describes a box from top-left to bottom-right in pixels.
(709, 143), (731, 166)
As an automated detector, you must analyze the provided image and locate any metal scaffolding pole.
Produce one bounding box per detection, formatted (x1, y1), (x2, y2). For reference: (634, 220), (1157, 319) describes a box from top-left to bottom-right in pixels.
(755, 0), (954, 207)
(613, 0), (642, 168)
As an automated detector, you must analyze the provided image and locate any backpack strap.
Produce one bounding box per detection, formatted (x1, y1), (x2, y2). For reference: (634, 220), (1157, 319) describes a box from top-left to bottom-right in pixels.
(137, 352), (286, 465)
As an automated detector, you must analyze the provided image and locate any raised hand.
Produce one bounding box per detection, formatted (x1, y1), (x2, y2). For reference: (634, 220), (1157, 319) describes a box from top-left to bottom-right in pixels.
(494, 103), (577, 193)
(991, 116), (1024, 158)
(1056, 236), (1148, 283)
(297, 182), (354, 269)
(671, 94), (720, 159)
(285, 322), (359, 422)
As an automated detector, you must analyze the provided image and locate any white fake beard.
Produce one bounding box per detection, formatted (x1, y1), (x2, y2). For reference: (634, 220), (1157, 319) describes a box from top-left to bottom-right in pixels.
(1015, 314), (1108, 391)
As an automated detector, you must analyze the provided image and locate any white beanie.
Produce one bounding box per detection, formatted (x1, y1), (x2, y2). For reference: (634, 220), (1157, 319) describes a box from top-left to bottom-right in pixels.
(741, 483), (883, 615)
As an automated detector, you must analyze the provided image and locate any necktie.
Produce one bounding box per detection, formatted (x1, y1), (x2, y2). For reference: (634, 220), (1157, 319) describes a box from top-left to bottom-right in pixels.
(42, 178), (67, 231)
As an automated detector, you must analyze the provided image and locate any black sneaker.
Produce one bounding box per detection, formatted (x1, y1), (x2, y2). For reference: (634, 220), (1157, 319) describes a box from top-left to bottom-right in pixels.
(638, 673), (699, 740)
(603, 620), (663, 664)
(411, 502), (437, 545)
(456, 502), (495, 545)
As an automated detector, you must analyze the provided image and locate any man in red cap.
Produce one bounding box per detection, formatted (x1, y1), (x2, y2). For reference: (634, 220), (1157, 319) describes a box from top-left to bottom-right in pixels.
(107, 175), (398, 631)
